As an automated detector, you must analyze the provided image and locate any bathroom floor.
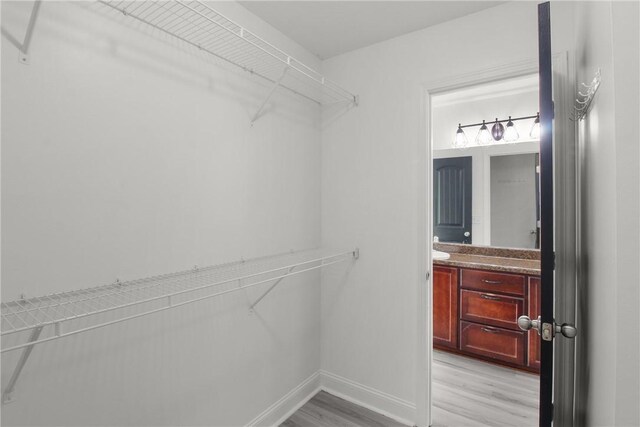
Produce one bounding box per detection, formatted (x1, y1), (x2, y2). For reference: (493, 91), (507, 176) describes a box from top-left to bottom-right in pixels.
(432, 350), (539, 426)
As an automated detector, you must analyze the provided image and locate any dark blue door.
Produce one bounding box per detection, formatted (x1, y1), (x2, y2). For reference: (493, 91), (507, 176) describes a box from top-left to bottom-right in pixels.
(433, 156), (472, 244)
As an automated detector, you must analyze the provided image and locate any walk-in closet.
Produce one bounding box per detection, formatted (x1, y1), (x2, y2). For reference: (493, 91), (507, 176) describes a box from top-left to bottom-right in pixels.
(2, 1), (639, 427)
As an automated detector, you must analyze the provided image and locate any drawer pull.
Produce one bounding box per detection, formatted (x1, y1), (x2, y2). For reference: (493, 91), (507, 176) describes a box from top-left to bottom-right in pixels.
(481, 327), (501, 334)
(481, 279), (502, 285)
(480, 294), (501, 301)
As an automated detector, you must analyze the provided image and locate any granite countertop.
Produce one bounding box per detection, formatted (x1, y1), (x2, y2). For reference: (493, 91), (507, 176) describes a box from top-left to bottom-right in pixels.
(433, 243), (541, 276)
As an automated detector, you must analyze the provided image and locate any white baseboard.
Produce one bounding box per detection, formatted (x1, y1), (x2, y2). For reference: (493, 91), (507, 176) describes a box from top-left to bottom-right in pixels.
(245, 369), (417, 427)
(319, 370), (416, 426)
(245, 371), (321, 427)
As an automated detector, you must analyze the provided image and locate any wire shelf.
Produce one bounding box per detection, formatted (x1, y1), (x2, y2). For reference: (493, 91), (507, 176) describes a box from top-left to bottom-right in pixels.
(97, 0), (357, 106)
(1, 248), (358, 354)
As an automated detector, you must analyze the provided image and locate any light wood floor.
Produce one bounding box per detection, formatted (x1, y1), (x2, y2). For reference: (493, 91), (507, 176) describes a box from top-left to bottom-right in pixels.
(281, 391), (406, 427)
(432, 350), (539, 427)
(281, 351), (539, 427)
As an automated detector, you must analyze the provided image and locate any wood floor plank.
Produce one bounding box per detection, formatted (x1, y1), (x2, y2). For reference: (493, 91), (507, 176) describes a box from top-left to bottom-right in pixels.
(282, 352), (539, 427)
(280, 391), (405, 427)
(432, 350), (540, 427)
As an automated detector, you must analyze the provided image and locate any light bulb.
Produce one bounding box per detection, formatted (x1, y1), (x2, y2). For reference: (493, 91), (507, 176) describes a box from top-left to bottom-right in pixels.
(475, 120), (492, 145)
(504, 116), (519, 142)
(453, 124), (468, 148)
(491, 118), (504, 141)
(530, 113), (540, 139)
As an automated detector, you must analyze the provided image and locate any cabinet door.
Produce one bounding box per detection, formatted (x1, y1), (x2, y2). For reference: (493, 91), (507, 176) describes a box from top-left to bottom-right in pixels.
(460, 321), (526, 365)
(460, 289), (524, 330)
(433, 266), (458, 349)
(528, 276), (541, 369)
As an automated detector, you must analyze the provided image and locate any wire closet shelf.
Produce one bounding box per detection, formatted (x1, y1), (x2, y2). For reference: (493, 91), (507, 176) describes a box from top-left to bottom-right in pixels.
(1, 248), (358, 354)
(97, 0), (357, 107)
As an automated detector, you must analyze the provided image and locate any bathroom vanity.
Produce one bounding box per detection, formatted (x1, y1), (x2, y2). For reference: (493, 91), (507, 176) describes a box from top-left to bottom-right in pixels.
(432, 243), (541, 373)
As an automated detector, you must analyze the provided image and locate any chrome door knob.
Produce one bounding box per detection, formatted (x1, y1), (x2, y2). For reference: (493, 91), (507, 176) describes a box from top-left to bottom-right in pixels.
(518, 315), (541, 333)
(556, 323), (577, 339)
(518, 315), (577, 339)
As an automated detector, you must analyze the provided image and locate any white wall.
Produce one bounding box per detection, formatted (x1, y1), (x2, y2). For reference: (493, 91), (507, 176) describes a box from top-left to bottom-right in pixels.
(574, 1), (640, 426)
(1, 1), (324, 425)
(320, 2), (577, 421)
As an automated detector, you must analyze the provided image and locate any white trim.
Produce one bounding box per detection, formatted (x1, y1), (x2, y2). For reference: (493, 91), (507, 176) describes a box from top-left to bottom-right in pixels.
(245, 371), (321, 427)
(319, 370), (416, 426)
(419, 57), (539, 427)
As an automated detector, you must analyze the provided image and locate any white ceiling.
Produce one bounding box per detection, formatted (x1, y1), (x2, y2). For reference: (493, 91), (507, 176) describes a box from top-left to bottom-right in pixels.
(238, 1), (506, 59)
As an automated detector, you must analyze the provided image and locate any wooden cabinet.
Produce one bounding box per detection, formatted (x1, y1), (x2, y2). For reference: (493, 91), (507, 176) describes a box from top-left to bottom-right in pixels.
(460, 269), (526, 296)
(433, 266), (458, 350)
(433, 265), (540, 373)
(460, 321), (526, 365)
(460, 289), (524, 330)
(527, 277), (541, 369)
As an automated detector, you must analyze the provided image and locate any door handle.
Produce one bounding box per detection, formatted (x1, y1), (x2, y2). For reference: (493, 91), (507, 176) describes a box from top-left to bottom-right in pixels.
(517, 315), (577, 341)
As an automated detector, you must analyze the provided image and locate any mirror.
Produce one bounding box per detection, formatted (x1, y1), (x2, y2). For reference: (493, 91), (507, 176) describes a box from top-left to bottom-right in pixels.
(431, 74), (540, 250)
(433, 142), (540, 249)
(489, 153), (540, 249)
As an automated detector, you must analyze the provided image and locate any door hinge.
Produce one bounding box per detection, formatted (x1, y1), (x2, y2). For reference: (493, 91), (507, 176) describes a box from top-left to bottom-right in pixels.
(426, 271), (431, 281)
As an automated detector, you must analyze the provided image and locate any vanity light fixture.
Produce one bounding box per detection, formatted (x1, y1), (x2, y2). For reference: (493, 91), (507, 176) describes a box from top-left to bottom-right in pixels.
(491, 118), (505, 141)
(475, 120), (493, 145)
(452, 113), (539, 148)
(529, 112), (541, 138)
(453, 124), (469, 148)
(504, 116), (519, 142)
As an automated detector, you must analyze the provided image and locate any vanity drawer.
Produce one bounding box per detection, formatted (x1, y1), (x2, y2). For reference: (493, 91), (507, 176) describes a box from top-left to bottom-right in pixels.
(460, 290), (524, 330)
(460, 321), (525, 366)
(460, 269), (526, 296)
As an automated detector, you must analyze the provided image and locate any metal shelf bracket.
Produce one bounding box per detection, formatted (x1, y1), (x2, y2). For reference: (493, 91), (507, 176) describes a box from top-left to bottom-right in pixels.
(249, 265), (296, 310)
(16, 0), (42, 65)
(2, 325), (44, 404)
(251, 66), (289, 125)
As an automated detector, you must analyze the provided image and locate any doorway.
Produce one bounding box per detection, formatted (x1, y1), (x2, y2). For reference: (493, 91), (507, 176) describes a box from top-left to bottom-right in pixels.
(420, 49), (576, 427)
(424, 72), (543, 427)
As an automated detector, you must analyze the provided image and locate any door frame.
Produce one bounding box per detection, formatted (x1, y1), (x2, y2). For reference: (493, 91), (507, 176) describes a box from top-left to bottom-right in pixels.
(417, 53), (575, 427)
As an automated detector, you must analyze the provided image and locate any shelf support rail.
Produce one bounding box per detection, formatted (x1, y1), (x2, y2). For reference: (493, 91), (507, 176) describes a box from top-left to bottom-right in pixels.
(1, 250), (360, 354)
(2, 325), (43, 404)
(250, 248), (359, 309)
(251, 65), (289, 125)
(0, 250), (358, 403)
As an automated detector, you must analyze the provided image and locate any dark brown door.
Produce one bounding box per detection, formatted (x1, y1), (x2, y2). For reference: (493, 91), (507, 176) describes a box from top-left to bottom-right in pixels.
(528, 277), (541, 369)
(538, 3), (554, 425)
(433, 266), (458, 349)
(433, 156), (472, 243)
